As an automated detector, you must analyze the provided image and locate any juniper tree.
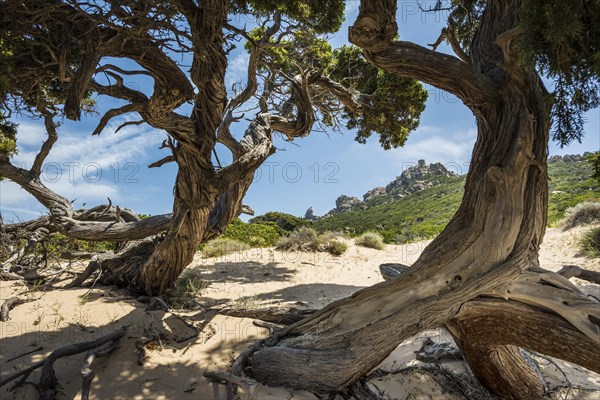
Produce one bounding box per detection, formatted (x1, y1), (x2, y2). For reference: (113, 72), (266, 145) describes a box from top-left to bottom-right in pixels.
(1, 1), (599, 399)
(0, 1), (425, 294)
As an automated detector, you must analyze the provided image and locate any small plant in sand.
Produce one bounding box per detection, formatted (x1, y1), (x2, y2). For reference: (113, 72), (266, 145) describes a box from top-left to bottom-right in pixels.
(167, 269), (207, 308)
(276, 227), (347, 256)
(200, 238), (250, 258)
(326, 239), (348, 256)
(579, 227), (600, 258)
(561, 201), (600, 230)
(355, 232), (386, 250)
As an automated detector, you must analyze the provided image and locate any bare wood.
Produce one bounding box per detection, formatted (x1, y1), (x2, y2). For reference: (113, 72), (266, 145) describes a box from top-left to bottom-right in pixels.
(0, 297), (30, 322)
(60, 214), (172, 241)
(31, 111), (58, 177)
(558, 265), (600, 285)
(38, 328), (125, 399)
(80, 341), (119, 400)
(0, 327), (125, 390)
(448, 299), (600, 399)
(219, 307), (317, 325)
(4, 346), (43, 363)
(80, 351), (96, 400)
(203, 371), (259, 400)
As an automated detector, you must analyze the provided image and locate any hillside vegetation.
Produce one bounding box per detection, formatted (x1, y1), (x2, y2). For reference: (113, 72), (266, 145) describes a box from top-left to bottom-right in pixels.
(312, 159), (599, 243)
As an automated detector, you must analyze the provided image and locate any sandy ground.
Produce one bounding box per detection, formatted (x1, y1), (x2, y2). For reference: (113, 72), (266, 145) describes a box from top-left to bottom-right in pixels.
(1, 227), (599, 400)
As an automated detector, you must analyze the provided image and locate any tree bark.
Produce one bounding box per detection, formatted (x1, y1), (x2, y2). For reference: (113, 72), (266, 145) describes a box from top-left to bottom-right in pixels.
(242, 0), (600, 396)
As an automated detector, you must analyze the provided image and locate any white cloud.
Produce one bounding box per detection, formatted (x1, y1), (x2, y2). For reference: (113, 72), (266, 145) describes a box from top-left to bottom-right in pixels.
(225, 52), (250, 90)
(2, 117), (168, 218)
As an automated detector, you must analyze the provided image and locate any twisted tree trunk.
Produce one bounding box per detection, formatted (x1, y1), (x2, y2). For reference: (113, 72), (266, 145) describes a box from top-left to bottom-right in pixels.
(241, 1), (600, 397)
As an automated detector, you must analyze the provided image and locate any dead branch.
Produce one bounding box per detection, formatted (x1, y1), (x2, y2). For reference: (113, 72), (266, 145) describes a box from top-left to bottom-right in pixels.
(203, 371), (259, 400)
(219, 306), (317, 325)
(0, 327), (125, 393)
(558, 265), (600, 285)
(0, 296), (31, 321)
(80, 341), (118, 400)
(415, 337), (463, 363)
(4, 346), (43, 363)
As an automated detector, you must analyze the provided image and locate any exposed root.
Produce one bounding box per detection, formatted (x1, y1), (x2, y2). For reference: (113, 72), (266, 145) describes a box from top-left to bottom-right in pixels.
(0, 327), (125, 398)
(416, 337), (463, 363)
(65, 258), (101, 288)
(0, 296), (32, 321)
(219, 306), (317, 325)
(80, 341), (119, 400)
(558, 265), (600, 285)
(203, 371), (260, 400)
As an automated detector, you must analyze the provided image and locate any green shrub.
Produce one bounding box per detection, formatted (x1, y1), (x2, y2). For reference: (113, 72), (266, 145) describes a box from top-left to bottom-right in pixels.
(250, 211), (307, 233)
(167, 269), (207, 308)
(222, 218), (281, 247)
(355, 232), (385, 250)
(276, 226), (320, 251)
(579, 227), (600, 258)
(201, 238), (250, 258)
(326, 239), (348, 255)
(276, 227), (347, 255)
(561, 201), (600, 229)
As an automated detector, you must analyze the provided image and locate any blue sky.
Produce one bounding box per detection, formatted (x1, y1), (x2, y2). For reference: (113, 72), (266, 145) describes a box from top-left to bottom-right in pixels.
(1, 2), (599, 223)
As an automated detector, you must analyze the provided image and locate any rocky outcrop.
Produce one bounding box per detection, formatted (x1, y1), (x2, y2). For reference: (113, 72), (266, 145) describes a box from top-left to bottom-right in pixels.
(363, 187), (386, 202)
(384, 160), (456, 196)
(315, 160), (458, 218)
(548, 153), (591, 163)
(304, 207), (318, 221)
(306, 155), (593, 220)
(335, 195), (361, 212)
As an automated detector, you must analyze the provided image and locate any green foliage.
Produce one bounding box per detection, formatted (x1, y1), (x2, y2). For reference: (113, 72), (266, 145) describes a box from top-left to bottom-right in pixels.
(561, 201), (600, 230)
(222, 218), (281, 247)
(247, 28), (333, 77)
(276, 227), (346, 255)
(548, 162), (600, 226)
(0, 122), (17, 160)
(330, 45), (428, 149)
(314, 160), (599, 242)
(586, 151), (600, 184)
(44, 234), (115, 255)
(233, 0), (345, 34)
(432, 0), (599, 146)
(200, 238), (250, 258)
(166, 269), (207, 308)
(250, 212), (307, 233)
(326, 239), (348, 256)
(518, 0), (600, 145)
(355, 232), (385, 250)
(579, 227), (600, 258)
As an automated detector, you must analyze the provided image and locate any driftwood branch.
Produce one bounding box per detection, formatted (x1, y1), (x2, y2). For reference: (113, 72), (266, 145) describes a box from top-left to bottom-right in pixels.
(558, 265), (600, 285)
(0, 327), (125, 394)
(0, 297), (31, 321)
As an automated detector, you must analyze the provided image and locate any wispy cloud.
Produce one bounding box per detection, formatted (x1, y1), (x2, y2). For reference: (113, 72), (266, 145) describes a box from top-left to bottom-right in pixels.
(225, 51), (250, 90)
(2, 117), (169, 218)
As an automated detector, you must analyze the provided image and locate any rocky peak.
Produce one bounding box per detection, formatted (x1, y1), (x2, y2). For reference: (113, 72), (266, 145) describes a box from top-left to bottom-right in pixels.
(304, 207), (318, 221)
(548, 153), (591, 164)
(315, 160), (458, 219)
(385, 160), (456, 195)
(335, 195), (362, 212)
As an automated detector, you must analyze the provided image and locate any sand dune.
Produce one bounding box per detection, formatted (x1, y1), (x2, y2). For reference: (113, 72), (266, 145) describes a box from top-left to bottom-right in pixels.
(1, 227), (598, 399)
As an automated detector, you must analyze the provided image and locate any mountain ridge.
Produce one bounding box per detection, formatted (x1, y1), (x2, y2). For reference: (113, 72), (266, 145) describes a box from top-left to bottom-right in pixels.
(307, 154), (599, 243)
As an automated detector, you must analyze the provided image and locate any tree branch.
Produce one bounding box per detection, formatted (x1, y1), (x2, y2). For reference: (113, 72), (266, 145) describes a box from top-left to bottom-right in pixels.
(363, 41), (498, 109)
(148, 155), (175, 169)
(349, 0), (497, 109)
(60, 213), (172, 241)
(0, 162), (72, 216)
(31, 110), (59, 177)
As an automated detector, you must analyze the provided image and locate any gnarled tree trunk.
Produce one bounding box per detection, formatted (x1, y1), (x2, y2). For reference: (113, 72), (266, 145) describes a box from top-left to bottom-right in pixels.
(240, 1), (600, 398)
